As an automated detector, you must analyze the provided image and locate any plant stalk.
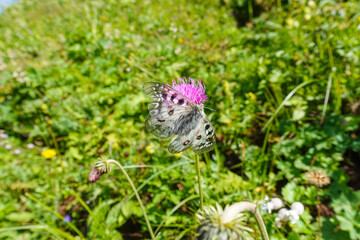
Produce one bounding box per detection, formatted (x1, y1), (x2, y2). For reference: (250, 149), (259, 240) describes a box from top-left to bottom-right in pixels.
(107, 159), (155, 240)
(221, 202), (269, 240)
(195, 154), (204, 210)
(316, 188), (321, 240)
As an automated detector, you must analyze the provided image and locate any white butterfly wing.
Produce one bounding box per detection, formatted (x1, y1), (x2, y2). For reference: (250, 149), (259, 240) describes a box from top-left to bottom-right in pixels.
(168, 126), (198, 154)
(144, 81), (216, 154)
(191, 117), (216, 154)
(143, 82), (201, 139)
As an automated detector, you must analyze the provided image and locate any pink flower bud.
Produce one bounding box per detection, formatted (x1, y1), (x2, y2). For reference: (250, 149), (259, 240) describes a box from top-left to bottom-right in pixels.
(89, 167), (105, 183)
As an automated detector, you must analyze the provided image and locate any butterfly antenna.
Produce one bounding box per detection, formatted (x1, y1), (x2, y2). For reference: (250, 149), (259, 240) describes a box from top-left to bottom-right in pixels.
(204, 106), (216, 112)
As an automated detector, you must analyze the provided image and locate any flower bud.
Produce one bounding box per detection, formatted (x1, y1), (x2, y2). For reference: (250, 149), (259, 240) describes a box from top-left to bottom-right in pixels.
(277, 208), (289, 220)
(88, 167), (106, 183)
(291, 202), (304, 215)
(270, 198), (283, 210)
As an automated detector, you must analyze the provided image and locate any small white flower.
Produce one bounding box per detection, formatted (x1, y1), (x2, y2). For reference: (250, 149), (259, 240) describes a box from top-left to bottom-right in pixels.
(308, 0), (316, 8)
(261, 202), (274, 213)
(291, 202), (304, 215)
(5, 144), (12, 150)
(27, 143), (35, 149)
(261, 196), (283, 214)
(169, 26), (178, 33)
(174, 47), (181, 55)
(13, 149), (21, 155)
(277, 208), (289, 220)
(275, 217), (282, 227)
(270, 198), (283, 210)
(261, 196), (273, 213)
(288, 210), (300, 224)
(275, 208), (290, 227)
(0, 133), (9, 139)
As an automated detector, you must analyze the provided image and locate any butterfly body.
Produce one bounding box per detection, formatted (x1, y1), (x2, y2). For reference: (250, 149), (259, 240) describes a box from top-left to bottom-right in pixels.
(143, 81), (216, 154)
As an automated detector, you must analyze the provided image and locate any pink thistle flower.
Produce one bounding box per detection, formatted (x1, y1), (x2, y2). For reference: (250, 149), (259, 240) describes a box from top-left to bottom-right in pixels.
(170, 77), (207, 104)
(88, 167), (106, 183)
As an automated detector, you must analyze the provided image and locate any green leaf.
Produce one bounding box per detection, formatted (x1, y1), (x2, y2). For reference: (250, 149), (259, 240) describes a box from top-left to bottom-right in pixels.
(6, 212), (34, 223)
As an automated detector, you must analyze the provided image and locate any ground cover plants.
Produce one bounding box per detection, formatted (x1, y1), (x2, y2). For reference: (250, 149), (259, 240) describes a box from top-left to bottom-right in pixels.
(0, 0), (359, 239)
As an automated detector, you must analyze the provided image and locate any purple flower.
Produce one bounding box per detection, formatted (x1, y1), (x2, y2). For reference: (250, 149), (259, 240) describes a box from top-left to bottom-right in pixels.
(63, 215), (71, 223)
(88, 167), (106, 183)
(170, 77), (207, 104)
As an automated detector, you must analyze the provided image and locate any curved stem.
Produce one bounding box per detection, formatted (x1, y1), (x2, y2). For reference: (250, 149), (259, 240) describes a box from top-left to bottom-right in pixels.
(107, 159), (155, 240)
(195, 154), (203, 210)
(253, 207), (270, 240)
(221, 202), (269, 240)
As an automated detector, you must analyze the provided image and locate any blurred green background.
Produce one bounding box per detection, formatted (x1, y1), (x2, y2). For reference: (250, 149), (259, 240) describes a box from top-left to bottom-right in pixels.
(0, 0), (359, 239)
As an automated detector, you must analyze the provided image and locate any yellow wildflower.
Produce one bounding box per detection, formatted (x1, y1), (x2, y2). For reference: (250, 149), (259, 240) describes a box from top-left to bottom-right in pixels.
(248, 92), (256, 101)
(145, 143), (155, 154)
(42, 149), (56, 159)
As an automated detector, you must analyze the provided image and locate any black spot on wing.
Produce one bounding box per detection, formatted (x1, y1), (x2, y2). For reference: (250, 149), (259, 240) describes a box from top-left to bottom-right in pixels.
(170, 93), (178, 101)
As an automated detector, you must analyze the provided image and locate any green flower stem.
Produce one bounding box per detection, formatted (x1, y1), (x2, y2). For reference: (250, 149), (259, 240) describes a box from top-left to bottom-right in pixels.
(195, 154), (204, 210)
(221, 202), (269, 240)
(107, 159), (155, 240)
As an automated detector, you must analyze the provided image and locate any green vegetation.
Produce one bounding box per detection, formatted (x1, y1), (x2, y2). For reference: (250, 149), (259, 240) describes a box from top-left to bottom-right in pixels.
(0, 0), (359, 239)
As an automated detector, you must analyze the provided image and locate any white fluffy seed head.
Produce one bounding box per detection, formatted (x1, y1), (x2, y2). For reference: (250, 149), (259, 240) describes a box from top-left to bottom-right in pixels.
(270, 198), (283, 210)
(291, 202), (305, 215)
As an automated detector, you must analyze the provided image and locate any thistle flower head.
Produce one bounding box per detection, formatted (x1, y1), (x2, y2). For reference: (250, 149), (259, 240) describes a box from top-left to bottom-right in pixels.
(305, 169), (330, 187)
(196, 203), (253, 240)
(88, 157), (110, 183)
(170, 77), (207, 104)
